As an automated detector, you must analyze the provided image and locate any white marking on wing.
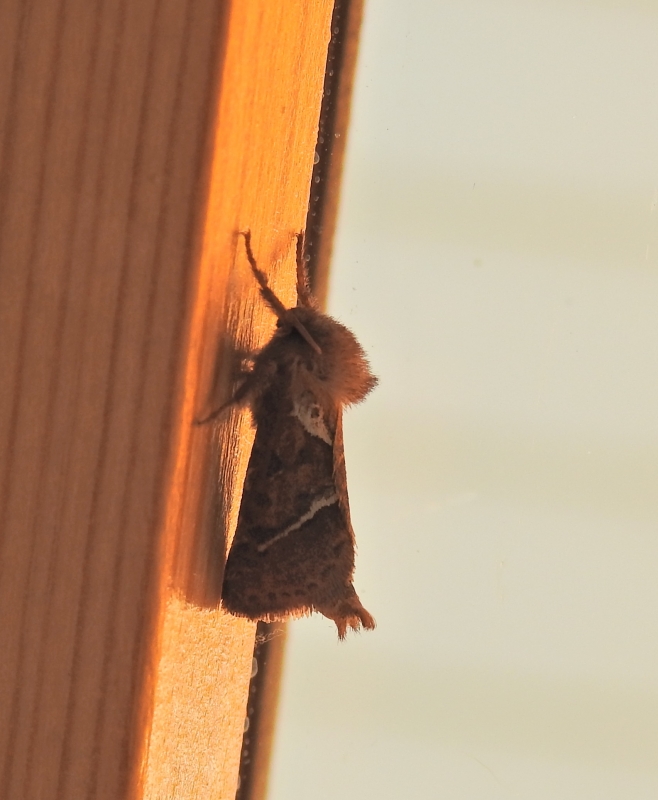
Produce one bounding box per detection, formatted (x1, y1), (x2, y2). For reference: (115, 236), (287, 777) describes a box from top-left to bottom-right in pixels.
(257, 493), (339, 552)
(291, 396), (332, 444)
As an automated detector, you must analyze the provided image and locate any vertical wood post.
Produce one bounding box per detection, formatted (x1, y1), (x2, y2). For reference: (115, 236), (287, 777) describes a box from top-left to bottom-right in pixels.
(0, 2), (334, 797)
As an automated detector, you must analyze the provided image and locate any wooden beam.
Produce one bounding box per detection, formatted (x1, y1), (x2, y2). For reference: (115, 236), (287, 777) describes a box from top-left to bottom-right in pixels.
(0, 1), (334, 798)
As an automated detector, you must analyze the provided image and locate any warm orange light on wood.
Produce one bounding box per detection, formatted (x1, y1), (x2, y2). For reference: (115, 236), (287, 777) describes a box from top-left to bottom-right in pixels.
(0, 1), (334, 798)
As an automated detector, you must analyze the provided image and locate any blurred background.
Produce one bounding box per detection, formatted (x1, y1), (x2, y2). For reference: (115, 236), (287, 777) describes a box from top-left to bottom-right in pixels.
(268, 1), (658, 797)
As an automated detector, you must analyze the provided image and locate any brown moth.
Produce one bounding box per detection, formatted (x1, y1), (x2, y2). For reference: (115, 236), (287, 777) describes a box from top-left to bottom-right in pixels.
(208, 230), (376, 638)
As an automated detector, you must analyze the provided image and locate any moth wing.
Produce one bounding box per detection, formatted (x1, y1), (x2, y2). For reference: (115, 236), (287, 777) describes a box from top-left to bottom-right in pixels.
(221, 384), (374, 637)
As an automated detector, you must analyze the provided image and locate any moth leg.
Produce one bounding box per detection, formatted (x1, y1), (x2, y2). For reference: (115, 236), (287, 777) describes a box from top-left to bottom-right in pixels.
(194, 370), (254, 425)
(196, 349), (284, 426)
(194, 339), (257, 425)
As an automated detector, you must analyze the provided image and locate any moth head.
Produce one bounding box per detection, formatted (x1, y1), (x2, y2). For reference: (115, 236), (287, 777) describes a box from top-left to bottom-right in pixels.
(273, 308), (322, 354)
(282, 307), (378, 406)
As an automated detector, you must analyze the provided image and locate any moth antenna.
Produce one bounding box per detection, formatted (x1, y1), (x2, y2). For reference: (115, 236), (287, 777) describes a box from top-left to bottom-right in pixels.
(239, 230), (322, 355)
(295, 231), (315, 309)
(241, 230), (288, 319)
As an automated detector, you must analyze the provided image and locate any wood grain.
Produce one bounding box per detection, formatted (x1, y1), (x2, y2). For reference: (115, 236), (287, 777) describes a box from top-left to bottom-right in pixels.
(0, 1), (334, 798)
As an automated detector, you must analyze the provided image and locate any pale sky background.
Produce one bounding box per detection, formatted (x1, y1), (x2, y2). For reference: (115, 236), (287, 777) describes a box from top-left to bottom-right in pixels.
(267, 1), (658, 798)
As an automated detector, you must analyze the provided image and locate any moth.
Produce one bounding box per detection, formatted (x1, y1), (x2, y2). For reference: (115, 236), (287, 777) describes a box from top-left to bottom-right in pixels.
(205, 230), (376, 638)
